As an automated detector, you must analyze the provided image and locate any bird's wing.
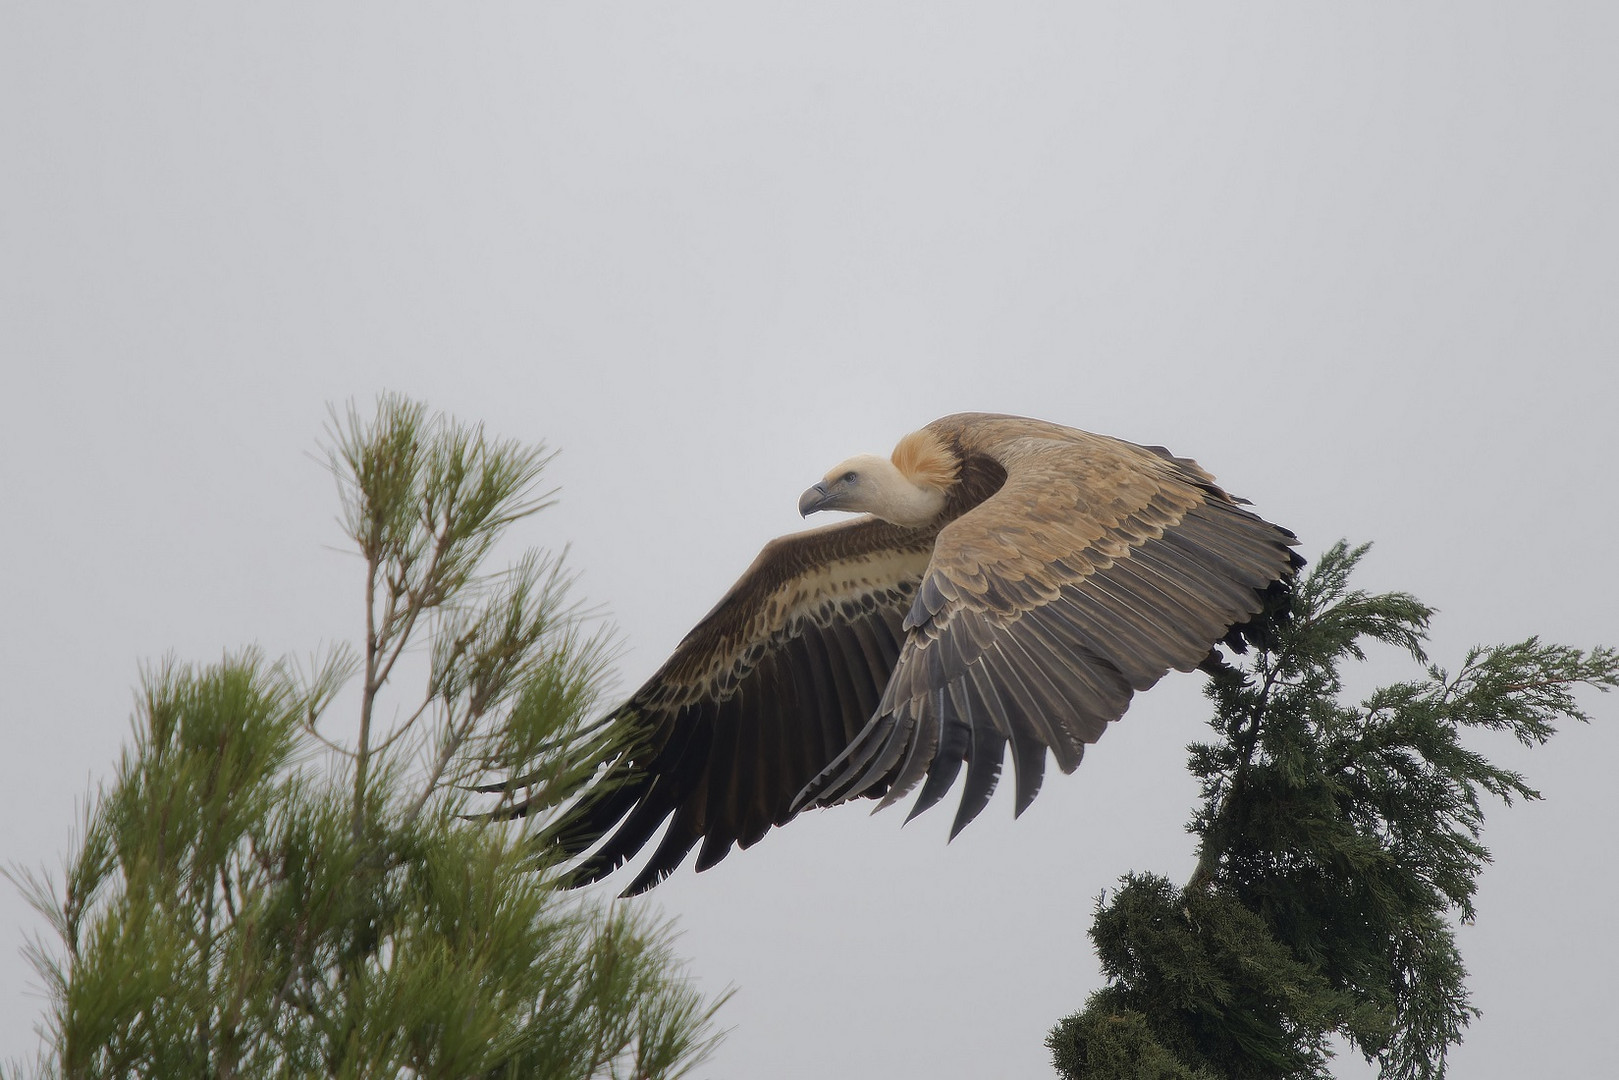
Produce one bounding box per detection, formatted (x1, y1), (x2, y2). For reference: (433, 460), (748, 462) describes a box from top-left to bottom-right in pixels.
(501, 515), (936, 894)
(796, 427), (1300, 836)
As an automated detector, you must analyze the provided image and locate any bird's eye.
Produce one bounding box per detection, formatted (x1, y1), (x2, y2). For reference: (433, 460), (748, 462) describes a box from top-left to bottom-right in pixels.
(842, 471), (858, 484)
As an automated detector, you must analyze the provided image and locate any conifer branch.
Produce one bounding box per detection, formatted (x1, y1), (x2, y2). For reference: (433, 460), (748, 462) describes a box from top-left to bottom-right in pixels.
(1053, 540), (1615, 1080)
(7, 396), (726, 1080)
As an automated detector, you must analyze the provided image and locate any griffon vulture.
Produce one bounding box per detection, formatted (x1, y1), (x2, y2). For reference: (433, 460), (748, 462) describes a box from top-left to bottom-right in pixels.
(503, 413), (1300, 894)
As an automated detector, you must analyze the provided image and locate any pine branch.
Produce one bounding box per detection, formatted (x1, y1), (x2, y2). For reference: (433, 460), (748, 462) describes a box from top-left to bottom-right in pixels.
(11, 395), (724, 1080)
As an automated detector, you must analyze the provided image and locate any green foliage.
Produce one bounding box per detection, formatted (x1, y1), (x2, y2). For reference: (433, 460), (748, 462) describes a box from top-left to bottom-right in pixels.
(1050, 541), (1616, 1080)
(9, 395), (726, 1080)
(1052, 874), (1360, 1080)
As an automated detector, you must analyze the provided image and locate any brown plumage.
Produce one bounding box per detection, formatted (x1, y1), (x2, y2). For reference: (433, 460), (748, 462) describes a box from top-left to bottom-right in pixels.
(499, 413), (1301, 894)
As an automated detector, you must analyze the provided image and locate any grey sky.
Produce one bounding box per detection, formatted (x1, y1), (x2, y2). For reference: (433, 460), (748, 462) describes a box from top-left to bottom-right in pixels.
(3, 3), (1615, 1076)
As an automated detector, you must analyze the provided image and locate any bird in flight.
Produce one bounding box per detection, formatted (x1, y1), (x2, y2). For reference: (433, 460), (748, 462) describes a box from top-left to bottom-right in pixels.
(499, 413), (1300, 894)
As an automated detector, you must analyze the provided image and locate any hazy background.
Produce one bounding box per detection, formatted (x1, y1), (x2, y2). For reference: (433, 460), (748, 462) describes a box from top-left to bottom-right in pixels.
(3, 3), (1615, 1076)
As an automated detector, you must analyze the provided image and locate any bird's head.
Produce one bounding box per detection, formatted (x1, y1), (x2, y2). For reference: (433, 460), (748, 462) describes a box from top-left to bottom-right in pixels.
(799, 433), (955, 527)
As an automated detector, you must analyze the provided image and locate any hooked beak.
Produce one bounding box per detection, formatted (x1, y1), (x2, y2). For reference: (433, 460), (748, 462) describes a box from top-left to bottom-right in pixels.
(798, 481), (835, 517)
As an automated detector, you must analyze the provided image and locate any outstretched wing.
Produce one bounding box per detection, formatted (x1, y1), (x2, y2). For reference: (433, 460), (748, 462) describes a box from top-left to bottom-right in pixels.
(503, 516), (936, 894)
(796, 421), (1300, 836)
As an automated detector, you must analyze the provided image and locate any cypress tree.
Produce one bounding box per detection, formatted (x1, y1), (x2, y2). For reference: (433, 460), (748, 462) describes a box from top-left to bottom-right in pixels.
(1049, 541), (1616, 1079)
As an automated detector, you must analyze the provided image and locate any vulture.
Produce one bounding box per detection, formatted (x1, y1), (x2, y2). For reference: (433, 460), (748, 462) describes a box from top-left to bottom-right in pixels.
(501, 413), (1301, 894)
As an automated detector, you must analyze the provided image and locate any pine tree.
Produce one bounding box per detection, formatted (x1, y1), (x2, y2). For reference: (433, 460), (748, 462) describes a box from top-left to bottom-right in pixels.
(1048, 541), (1617, 1080)
(8, 395), (727, 1080)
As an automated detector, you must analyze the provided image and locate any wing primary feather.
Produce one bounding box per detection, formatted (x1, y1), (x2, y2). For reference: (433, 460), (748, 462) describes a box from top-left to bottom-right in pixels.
(801, 622), (854, 740)
(999, 632), (1116, 766)
(1034, 592), (1169, 692)
(738, 654), (788, 844)
(625, 799), (707, 894)
(1077, 573), (1200, 677)
(947, 680), (1008, 838)
(1178, 503), (1297, 583)
(1006, 726), (1047, 817)
(573, 716), (711, 884)
(802, 620), (897, 805)
(1142, 530), (1270, 611)
(1077, 592), (1180, 685)
(975, 629), (1076, 755)
(694, 692), (745, 871)
(1158, 521), (1278, 596)
(1094, 555), (1227, 653)
(795, 624), (845, 762)
(848, 617), (900, 700)
(1012, 605), (1130, 711)
(869, 609), (906, 668)
(726, 679), (775, 852)
(544, 779), (640, 864)
(1002, 622), (1121, 734)
(847, 704), (919, 805)
(853, 700), (922, 811)
(1110, 547), (1232, 634)
(818, 623), (872, 736)
(967, 663), (1046, 815)
(902, 687), (970, 823)
(778, 640), (828, 813)
(802, 707), (907, 809)
(979, 640), (1079, 771)
(827, 620), (885, 731)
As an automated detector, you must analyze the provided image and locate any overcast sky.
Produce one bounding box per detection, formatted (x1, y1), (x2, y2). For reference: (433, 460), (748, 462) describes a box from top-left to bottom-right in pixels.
(3, 3), (1616, 1077)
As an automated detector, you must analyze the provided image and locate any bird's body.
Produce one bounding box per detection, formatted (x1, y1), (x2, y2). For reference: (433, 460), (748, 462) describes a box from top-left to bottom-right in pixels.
(507, 414), (1300, 894)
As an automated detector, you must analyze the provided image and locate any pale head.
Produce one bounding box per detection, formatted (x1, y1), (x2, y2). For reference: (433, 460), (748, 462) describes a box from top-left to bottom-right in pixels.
(797, 430), (957, 527)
